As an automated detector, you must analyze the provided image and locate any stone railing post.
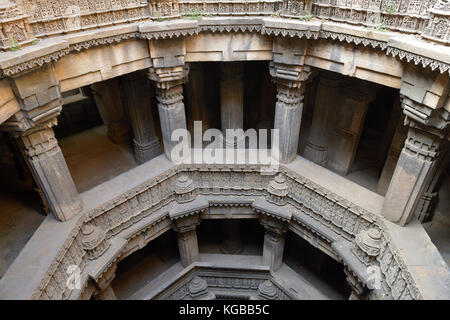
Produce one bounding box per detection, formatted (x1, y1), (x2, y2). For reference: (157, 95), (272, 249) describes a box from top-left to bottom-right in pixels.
(18, 120), (83, 221)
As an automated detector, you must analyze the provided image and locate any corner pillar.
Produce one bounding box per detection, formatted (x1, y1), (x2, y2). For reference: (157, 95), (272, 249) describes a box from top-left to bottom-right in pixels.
(19, 120), (82, 221)
(270, 62), (311, 163)
(220, 62), (244, 147)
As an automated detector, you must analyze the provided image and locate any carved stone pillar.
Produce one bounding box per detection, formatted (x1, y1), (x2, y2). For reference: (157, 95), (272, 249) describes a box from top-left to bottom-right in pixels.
(303, 74), (341, 166)
(260, 215), (288, 271)
(120, 72), (161, 164)
(91, 79), (132, 145)
(169, 175), (207, 267)
(148, 68), (188, 162)
(382, 121), (444, 226)
(383, 65), (449, 226)
(220, 62), (244, 147)
(19, 120), (82, 221)
(270, 63), (311, 163)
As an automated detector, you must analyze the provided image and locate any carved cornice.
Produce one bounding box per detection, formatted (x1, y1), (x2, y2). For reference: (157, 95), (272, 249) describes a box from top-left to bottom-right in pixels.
(387, 47), (450, 74)
(0, 18), (449, 78)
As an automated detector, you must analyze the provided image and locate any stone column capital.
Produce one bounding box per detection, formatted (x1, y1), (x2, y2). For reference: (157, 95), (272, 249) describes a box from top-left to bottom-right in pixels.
(146, 65), (189, 89)
(259, 214), (288, 241)
(269, 61), (311, 89)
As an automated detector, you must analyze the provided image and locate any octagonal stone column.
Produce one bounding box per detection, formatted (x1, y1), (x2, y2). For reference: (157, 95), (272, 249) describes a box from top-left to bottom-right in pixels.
(382, 121), (444, 226)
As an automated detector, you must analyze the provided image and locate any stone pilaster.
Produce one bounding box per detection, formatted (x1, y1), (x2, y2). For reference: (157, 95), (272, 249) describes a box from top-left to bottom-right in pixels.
(382, 121), (444, 226)
(383, 67), (449, 226)
(148, 67), (188, 162)
(120, 72), (161, 164)
(19, 120), (82, 222)
(91, 79), (132, 145)
(303, 73), (341, 166)
(220, 62), (244, 147)
(270, 62), (311, 163)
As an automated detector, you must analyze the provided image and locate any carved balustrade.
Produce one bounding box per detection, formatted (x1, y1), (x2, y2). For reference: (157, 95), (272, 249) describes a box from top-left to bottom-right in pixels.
(0, 0), (448, 53)
(27, 162), (424, 300)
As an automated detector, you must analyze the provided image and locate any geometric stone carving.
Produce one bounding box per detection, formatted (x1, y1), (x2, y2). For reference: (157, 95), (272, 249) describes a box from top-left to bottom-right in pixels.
(422, 0), (450, 45)
(267, 173), (289, 206)
(258, 280), (278, 299)
(188, 276), (209, 298)
(353, 228), (382, 266)
(0, 0), (35, 52)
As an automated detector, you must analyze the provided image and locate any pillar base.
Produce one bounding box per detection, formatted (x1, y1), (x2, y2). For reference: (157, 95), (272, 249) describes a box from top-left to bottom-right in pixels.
(133, 138), (161, 164)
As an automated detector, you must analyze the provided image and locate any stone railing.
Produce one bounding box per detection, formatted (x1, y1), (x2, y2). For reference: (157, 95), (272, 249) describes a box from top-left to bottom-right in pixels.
(21, 159), (434, 300)
(0, 0), (448, 52)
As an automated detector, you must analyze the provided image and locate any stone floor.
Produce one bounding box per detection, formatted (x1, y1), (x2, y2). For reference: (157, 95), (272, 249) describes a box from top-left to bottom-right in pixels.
(0, 167), (45, 278)
(59, 125), (138, 193)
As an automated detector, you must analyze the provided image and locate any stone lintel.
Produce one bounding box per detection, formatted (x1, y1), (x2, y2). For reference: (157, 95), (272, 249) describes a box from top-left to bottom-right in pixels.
(252, 198), (292, 223)
(169, 197), (209, 222)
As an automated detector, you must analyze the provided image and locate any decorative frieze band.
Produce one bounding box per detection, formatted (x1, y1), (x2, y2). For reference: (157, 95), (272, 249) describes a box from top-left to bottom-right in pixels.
(27, 162), (426, 301)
